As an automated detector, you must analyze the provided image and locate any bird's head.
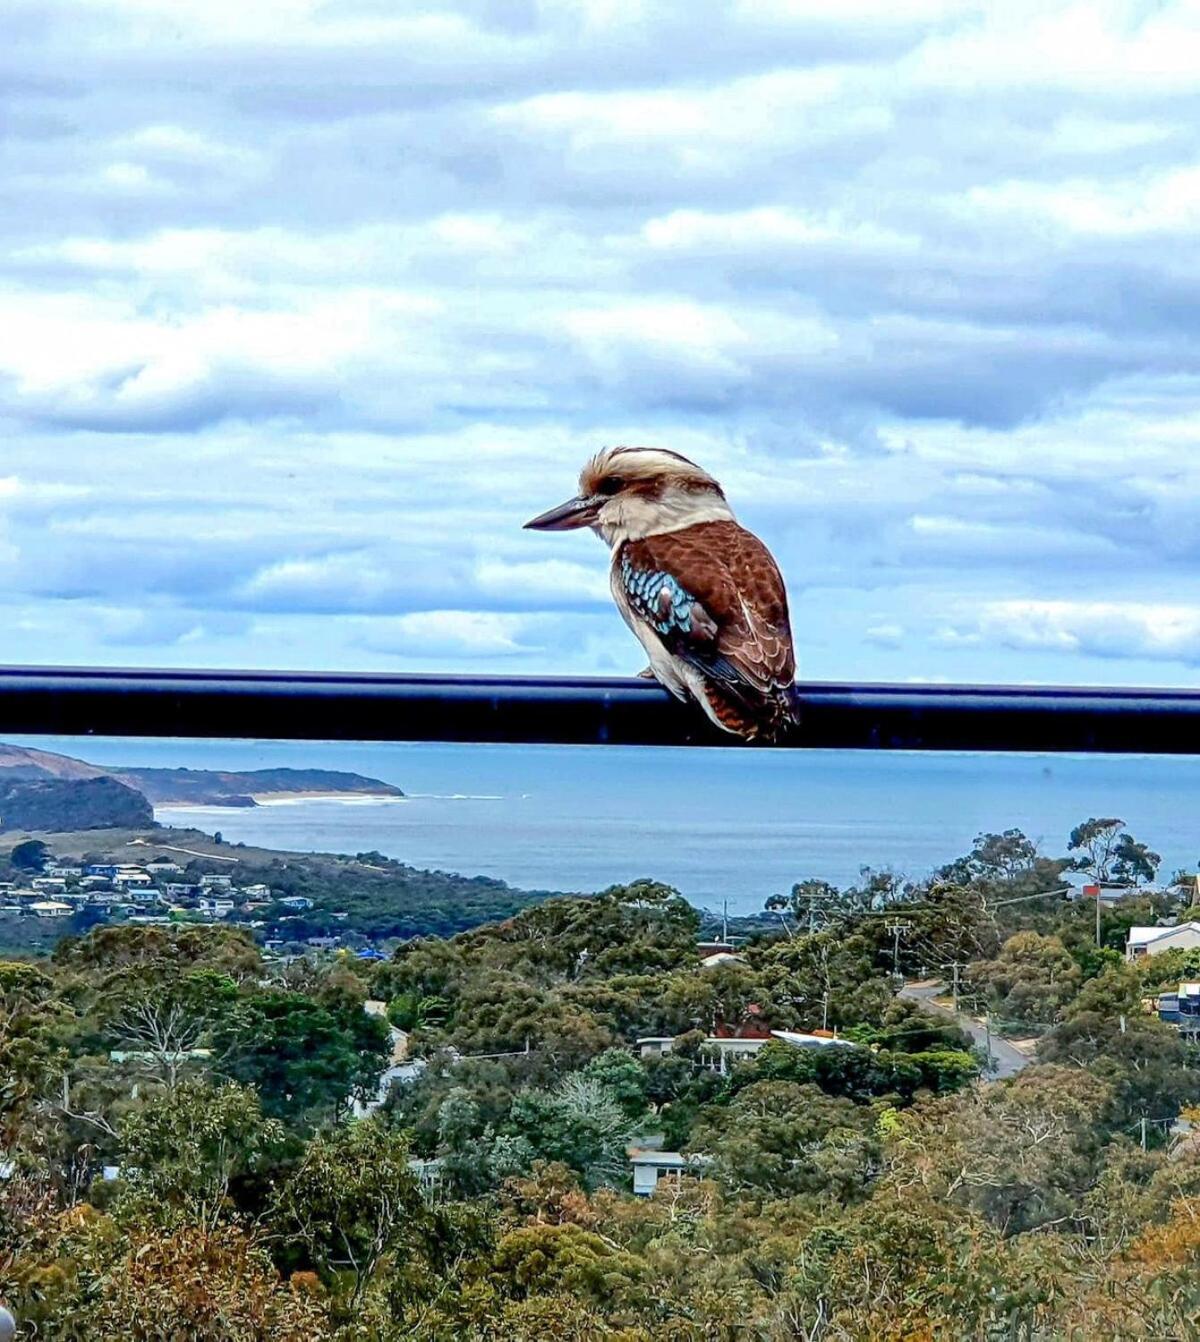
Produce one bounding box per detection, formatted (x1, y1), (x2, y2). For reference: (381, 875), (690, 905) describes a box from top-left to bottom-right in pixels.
(524, 446), (734, 545)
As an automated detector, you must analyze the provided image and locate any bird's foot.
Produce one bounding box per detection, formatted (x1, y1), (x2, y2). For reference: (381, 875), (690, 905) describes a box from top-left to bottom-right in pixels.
(635, 665), (657, 679)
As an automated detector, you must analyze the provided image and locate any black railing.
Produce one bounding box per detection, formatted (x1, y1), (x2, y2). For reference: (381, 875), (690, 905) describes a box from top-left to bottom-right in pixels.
(0, 665), (1198, 752)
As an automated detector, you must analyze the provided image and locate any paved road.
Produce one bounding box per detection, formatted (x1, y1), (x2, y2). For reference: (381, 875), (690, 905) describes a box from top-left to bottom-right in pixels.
(899, 981), (1030, 1079)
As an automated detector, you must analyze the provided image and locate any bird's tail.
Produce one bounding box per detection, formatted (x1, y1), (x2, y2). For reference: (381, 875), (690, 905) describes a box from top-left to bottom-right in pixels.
(702, 682), (799, 743)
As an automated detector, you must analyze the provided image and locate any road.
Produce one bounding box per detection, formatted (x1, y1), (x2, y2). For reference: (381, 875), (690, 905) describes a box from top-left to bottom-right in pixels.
(899, 981), (1030, 1079)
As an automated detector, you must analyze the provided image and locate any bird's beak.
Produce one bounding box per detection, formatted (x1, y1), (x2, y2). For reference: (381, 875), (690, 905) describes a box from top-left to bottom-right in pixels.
(523, 494), (601, 531)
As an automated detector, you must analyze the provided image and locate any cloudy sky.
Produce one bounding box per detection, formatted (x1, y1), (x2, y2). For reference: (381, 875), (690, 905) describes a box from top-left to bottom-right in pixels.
(3, 0), (1200, 687)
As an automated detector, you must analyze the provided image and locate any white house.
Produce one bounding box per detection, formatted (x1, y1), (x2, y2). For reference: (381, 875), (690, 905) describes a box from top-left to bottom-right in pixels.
(197, 897), (234, 918)
(279, 895), (313, 910)
(629, 1149), (711, 1197)
(639, 1029), (855, 1074)
(200, 874), (234, 891)
(27, 900), (72, 918)
(1126, 923), (1200, 960)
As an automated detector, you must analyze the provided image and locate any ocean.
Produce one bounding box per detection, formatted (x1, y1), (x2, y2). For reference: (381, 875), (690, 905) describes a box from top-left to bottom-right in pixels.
(14, 735), (1200, 915)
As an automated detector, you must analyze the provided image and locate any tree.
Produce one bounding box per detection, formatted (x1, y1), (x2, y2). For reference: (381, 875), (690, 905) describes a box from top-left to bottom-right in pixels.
(507, 1074), (638, 1190)
(1112, 833), (1161, 887)
(108, 970), (237, 1089)
(115, 1081), (285, 1231)
(16, 1219), (326, 1341)
(212, 989), (388, 1123)
(966, 932), (1082, 1026)
(488, 1222), (649, 1310)
(1068, 818), (1124, 882)
(269, 1118), (433, 1314)
(947, 829), (1039, 885)
(580, 1048), (650, 1120)
(765, 878), (842, 934)
(785, 1191), (1062, 1338)
(1038, 1012), (1200, 1133)
(9, 839), (49, 872)
(883, 1065), (1113, 1234)
(689, 1080), (875, 1199)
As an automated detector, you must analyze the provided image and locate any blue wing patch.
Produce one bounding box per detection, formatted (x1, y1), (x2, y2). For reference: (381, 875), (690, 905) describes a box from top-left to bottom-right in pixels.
(620, 553), (703, 639)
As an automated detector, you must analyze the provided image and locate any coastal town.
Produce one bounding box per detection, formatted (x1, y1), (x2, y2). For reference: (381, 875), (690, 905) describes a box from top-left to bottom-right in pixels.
(0, 846), (349, 952)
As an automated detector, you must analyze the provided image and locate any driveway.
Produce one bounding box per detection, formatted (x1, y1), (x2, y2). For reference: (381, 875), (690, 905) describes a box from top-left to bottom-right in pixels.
(899, 981), (1030, 1079)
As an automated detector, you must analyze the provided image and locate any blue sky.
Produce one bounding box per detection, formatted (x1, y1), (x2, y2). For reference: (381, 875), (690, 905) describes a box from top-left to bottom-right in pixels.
(3, 0), (1200, 686)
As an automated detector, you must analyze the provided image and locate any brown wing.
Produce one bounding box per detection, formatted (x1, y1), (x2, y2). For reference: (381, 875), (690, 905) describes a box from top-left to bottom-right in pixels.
(622, 521), (796, 735)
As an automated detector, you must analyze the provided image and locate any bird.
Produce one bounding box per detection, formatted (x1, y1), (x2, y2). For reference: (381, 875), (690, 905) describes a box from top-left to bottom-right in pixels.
(525, 446), (798, 742)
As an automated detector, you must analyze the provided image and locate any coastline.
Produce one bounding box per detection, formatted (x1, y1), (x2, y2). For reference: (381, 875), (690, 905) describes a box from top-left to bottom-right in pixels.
(156, 791), (407, 810)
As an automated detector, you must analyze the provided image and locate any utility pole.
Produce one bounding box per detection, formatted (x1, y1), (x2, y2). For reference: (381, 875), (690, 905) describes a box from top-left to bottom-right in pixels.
(885, 920), (911, 978)
(941, 961), (964, 1013)
(1140, 1115), (1148, 1151)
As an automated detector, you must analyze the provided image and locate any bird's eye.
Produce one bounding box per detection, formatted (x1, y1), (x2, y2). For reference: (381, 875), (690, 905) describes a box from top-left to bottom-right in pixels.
(596, 477), (623, 496)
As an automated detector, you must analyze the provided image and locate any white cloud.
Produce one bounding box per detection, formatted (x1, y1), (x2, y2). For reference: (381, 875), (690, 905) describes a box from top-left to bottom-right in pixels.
(1, 0), (1200, 686)
(357, 610), (532, 657)
(950, 600), (1200, 665)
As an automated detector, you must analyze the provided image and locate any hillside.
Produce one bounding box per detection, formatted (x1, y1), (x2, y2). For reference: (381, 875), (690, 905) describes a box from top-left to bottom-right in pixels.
(0, 776), (153, 831)
(0, 743), (403, 807)
(0, 824), (553, 950)
(118, 765), (405, 807)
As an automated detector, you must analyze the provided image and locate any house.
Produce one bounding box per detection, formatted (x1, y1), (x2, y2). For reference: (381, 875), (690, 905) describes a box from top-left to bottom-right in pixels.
(700, 951), (746, 968)
(352, 1058), (427, 1117)
(197, 897), (234, 918)
(305, 935), (339, 949)
(279, 895), (314, 911)
(30, 877), (67, 892)
(364, 1001), (409, 1064)
(1065, 872), (1146, 904)
(165, 883), (201, 899)
(114, 869), (152, 888)
(407, 1156), (445, 1197)
(242, 883), (271, 899)
(629, 1149), (711, 1197)
(639, 1029), (855, 1074)
(45, 864), (82, 878)
(144, 860), (183, 876)
(27, 900), (72, 918)
(86, 864), (120, 879)
(1158, 983), (1200, 1033)
(200, 874), (234, 891)
(109, 1047), (212, 1065)
(1126, 923), (1200, 960)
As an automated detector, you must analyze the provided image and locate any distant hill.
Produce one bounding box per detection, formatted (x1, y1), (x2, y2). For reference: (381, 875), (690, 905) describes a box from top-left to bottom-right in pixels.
(0, 744), (110, 782)
(117, 766), (406, 808)
(0, 744), (404, 809)
(0, 776), (153, 831)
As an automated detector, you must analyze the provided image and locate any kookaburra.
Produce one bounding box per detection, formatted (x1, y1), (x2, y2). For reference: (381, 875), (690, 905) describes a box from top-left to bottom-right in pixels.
(525, 446), (798, 741)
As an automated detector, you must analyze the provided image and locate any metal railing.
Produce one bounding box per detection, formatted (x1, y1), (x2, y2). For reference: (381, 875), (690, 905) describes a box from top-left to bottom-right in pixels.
(0, 665), (1198, 751)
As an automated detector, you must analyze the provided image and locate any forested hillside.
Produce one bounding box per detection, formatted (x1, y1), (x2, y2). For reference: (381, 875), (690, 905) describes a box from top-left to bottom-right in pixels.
(4, 838), (1200, 1339)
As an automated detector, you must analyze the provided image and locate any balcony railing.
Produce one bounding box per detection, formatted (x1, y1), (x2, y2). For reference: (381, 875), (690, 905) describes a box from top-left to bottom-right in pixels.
(0, 665), (1198, 752)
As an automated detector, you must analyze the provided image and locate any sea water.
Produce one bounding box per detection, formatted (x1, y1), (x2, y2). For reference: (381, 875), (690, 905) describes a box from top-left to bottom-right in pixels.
(13, 737), (1200, 915)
